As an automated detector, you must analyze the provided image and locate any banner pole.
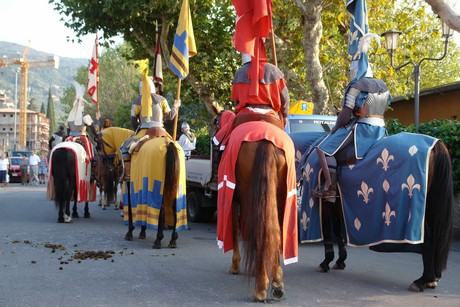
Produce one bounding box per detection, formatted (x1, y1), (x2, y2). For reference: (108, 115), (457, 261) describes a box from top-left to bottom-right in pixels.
(172, 77), (181, 140)
(270, 30), (277, 66)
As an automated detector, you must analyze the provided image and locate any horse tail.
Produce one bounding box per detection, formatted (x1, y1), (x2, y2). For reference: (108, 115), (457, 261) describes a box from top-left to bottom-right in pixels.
(163, 141), (180, 200)
(426, 141), (453, 273)
(243, 141), (281, 282)
(51, 148), (75, 209)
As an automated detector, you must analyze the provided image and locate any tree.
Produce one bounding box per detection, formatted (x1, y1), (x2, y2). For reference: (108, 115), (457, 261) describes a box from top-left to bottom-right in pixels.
(46, 86), (57, 135)
(51, 0), (460, 121)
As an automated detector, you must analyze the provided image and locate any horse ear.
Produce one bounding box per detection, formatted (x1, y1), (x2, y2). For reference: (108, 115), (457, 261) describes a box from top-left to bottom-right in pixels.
(210, 101), (223, 116)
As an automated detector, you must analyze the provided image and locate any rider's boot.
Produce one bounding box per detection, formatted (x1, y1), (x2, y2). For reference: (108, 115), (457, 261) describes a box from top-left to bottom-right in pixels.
(312, 152), (337, 202)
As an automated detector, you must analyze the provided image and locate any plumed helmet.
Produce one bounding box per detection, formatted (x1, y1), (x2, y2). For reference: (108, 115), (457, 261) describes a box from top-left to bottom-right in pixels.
(181, 122), (190, 132)
(139, 77), (155, 95)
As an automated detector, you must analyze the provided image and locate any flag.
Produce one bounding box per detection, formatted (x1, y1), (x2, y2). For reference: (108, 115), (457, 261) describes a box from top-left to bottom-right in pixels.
(232, 0), (273, 96)
(346, 0), (369, 82)
(133, 59), (152, 118)
(232, 0), (272, 56)
(87, 35), (99, 104)
(169, 0), (197, 80)
(153, 34), (163, 94)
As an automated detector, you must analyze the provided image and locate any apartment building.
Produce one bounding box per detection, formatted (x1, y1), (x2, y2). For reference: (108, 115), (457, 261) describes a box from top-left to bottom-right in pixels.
(0, 107), (50, 154)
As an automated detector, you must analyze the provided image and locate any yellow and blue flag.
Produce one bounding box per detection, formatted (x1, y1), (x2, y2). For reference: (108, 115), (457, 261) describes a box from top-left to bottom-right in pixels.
(169, 0), (197, 80)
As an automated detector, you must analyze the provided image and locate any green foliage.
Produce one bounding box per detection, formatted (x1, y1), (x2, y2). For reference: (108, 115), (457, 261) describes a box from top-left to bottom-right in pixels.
(194, 126), (211, 157)
(386, 118), (460, 192)
(46, 87), (56, 135)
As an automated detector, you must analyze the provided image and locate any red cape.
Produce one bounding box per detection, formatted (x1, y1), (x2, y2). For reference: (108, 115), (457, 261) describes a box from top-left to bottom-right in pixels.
(216, 121), (298, 264)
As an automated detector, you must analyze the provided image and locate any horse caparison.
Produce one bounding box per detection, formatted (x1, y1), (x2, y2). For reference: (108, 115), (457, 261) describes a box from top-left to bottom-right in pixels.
(124, 140), (181, 249)
(51, 147), (91, 222)
(229, 140), (287, 302)
(317, 140), (453, 292)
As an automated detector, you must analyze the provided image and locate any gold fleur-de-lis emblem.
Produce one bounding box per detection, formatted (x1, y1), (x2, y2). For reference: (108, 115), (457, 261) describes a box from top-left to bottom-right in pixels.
(357, 181), (373, 204)
(300, 211), (309, 231)
(376, 148), (394, 171)
(401, 174), (421, 198)
(382, 203), (396, 226)
(354, 218), (361, 231)
(304, 163), (314, 183)
(309, 197), (315, 209)
(409, 145), (418, 156)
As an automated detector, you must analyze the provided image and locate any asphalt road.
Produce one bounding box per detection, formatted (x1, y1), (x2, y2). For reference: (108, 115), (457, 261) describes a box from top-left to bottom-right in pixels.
(1, 183), (459, 307)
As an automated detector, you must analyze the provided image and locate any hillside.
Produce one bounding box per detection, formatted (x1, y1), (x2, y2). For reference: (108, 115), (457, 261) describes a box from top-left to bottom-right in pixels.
(0, 41), (88, 120)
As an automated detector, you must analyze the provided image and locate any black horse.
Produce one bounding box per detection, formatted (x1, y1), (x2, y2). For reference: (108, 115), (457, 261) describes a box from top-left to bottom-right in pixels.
(299, 133), (453, 292)
(48, 142), (96, 223)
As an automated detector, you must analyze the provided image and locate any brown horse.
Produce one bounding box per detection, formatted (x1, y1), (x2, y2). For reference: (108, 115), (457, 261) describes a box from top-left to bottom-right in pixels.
(97, 127), (134, 210)
(217, 121), (297, 302)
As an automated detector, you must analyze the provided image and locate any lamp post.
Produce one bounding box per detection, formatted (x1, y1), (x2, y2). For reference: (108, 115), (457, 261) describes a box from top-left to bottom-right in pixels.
(382, 19), (453, 132)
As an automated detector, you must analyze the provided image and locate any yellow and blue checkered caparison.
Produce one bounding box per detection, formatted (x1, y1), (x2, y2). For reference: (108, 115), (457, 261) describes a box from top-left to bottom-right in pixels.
(169, 0), (197, 80)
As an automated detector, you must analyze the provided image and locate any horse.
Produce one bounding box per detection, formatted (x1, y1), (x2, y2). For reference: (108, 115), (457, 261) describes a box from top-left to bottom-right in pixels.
(217, 121), (298, 302)
(47, 141), (97, 223)
(298, 132), (453, 292)
(97, 127), (134, 210)
(122, 129), (187, 249)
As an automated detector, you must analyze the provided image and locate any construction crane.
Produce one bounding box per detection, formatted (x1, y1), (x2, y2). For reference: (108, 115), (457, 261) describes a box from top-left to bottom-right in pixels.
(0, 44), (59, 148)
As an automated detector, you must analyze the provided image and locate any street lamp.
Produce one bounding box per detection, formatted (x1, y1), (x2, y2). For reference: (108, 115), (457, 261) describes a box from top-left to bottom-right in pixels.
(13, 68), (19, 151)
(382, 19), (453, 132)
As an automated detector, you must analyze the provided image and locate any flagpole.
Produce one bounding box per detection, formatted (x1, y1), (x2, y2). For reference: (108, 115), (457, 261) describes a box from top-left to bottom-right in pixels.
(270, 30), (277, 66)
(173, 78), (181, 140)
(95, 34), (100, 113)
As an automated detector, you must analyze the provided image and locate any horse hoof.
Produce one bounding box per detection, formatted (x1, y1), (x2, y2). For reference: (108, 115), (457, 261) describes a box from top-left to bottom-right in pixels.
(333, 262), (346, 270)
(57, 218), (64, 223)
(138, 233), (146, 240)
(102, 207), (106, 210)
(408, 282), (425, 292)
(84, 213), (91, 218)
(425, 279), (439, 289)
(316, 263), (330, 272)
(124, 234), (133, 241)
(168, 241), (177, 248)
(271, 287), (285, 300)
(152, 241), (161, 249)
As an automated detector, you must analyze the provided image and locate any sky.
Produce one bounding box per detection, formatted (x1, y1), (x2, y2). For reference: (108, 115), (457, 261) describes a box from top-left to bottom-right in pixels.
(0, 0), (459, 60)
(0, 0), (117, 59)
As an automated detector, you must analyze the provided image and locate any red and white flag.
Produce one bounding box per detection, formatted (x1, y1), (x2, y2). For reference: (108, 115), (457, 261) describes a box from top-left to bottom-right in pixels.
(153, 34), (163, 93)
(87, 35), (99, 104)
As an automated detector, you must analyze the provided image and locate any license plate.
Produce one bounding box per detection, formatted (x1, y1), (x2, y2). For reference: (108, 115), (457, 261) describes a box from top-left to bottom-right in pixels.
(12, 173), (18, 177)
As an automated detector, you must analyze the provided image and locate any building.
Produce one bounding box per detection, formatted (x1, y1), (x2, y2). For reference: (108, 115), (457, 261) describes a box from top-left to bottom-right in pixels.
(386, 81), (460, 126)
(0, 107), (50, 154)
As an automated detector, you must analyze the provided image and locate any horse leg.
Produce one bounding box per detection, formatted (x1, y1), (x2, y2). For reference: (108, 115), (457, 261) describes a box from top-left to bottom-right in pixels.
(317, 201), (334, 272)
(332, 198), (347, 270)
(57, 201), (65, 223)
(124, 181), (135, 241)
(114, 182), (119, 210)
(168, 203), (178, 248)
(72, 199), (79, 219)
(153, 207), (165, 248)
(270, 255), (285, 300)
(84, 201), (91, 218)
(228, 200), (240, 274)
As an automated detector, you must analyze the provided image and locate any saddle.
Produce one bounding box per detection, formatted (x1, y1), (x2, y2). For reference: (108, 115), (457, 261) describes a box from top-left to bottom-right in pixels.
(132, 127), (168, 154)
(233, 113), (284, 130)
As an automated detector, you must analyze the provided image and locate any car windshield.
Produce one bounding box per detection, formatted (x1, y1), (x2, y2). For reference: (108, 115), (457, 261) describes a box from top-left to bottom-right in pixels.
(10, 157), (22, 166)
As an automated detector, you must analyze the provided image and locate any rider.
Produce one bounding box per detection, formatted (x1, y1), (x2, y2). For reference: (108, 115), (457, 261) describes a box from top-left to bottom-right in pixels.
(129, 78), (180, 132)
(120, 77), (181, 180)
(211, 51), (290, 180)
(65, 83), (101, 161)
(312, 57), (392, 200)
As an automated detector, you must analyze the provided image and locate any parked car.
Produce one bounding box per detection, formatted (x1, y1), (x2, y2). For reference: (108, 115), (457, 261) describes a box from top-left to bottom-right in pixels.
(8, 156), (29, 184)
